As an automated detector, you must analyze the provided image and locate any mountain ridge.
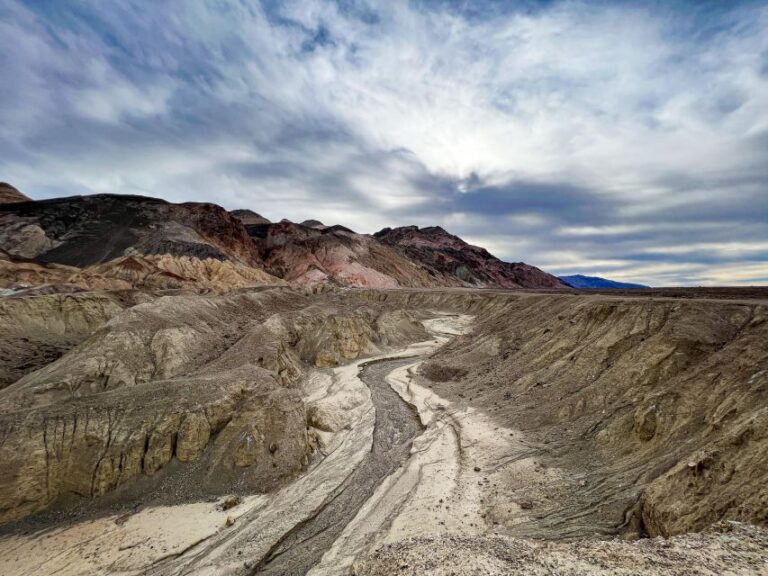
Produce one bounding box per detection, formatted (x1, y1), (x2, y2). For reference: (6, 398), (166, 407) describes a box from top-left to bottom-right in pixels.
(375, 225), (567, 289)
(0, 186), (565, 291)
(559, 274), (649, 289)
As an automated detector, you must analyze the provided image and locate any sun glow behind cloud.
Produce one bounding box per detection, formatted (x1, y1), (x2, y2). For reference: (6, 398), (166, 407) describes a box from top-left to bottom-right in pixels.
(1, 0), (767, 286)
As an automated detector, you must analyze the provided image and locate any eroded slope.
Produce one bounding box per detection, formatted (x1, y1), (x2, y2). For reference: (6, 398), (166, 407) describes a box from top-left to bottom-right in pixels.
(0, 288), (766, 576)
(0, 288), (430, 524)
(358, 289), (768, 539)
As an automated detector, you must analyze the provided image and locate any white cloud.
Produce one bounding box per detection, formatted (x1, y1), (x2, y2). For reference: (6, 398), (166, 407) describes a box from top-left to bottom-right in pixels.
(0, 0), (766, 286)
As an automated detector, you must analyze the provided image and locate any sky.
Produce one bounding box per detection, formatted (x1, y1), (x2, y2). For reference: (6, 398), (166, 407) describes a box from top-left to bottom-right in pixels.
(1, 0), (767, 286)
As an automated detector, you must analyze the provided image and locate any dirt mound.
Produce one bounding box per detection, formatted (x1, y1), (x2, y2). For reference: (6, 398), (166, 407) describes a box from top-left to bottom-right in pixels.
(74, 253), (282, 290)
(0, 251), (281, 293)
(356, 521), (768, 575)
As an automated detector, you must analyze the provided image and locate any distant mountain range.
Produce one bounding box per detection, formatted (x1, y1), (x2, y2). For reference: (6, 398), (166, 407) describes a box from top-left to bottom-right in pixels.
(0, 187), (568, 291)
(559, 274), (649, 289)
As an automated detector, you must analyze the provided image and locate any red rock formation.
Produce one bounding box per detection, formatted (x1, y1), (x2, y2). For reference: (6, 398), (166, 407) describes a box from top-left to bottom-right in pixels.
(374, 225), (566, 288)
(246, 220), (444, 288)
(0, 188), (564, 290)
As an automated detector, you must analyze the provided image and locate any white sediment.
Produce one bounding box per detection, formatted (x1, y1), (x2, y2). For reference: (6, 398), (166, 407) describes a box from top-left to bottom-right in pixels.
(309, 313), (534, 575)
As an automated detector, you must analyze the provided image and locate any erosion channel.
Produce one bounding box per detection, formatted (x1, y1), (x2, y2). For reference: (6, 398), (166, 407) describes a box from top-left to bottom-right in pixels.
(253, 357), (424, 575)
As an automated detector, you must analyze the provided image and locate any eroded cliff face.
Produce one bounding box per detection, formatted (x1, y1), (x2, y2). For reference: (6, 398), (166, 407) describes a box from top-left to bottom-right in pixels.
(1, 286), (765, 544)
(0, 288), (434, 524)
(353, 289), (768, 538)
(0, 290), (303, 523)
(291, 308), (429, 368)
(0, 292), (126, 388)
(0, 251), (282, 294)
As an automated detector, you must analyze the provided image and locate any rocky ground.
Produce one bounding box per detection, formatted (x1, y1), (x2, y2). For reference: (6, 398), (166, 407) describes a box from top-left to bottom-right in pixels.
(355, 521), (768, 575)
(0, 286), (766, 575)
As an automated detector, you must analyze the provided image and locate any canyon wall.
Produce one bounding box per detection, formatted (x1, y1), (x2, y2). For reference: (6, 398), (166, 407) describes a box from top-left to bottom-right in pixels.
(353, 289), (768, 537)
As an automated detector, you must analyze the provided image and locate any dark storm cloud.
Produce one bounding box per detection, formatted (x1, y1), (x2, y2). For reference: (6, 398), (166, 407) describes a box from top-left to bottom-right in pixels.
(1, 0), (767, 285)
(453, 182), (617, 224)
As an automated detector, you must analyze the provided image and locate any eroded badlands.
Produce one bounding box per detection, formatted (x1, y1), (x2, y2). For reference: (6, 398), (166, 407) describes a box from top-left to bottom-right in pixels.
(0, 287), (766, 575)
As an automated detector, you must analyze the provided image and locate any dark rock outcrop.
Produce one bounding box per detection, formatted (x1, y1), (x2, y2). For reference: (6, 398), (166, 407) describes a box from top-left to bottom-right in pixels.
(0, 194), (263, 268)
(375, 225), (566, 289)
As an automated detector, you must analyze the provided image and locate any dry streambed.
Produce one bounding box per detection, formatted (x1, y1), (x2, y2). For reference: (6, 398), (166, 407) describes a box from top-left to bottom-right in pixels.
(2, 298), (767, 576)
(0, 313), (478, 576)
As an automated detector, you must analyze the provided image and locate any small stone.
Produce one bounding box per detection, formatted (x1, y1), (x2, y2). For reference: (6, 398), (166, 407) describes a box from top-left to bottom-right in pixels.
(474, 466), (481, 472)
(225, 516), (235, 527)
(220, 495), (242, 511)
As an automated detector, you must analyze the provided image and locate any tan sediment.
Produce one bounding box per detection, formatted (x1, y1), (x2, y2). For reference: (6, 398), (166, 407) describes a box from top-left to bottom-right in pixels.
(0, 314), (457, 576)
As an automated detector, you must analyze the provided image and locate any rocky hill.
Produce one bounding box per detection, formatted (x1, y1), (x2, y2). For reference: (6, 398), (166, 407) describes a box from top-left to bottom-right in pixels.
(375, 225), (567, 289)
(239, 219), (565, 290)
(230, 209), (271, 226)
(241, 219), (462, 288)
(0, 182), (31, 204)
(0, 194), (261, 267)
(0, 186), (565, 291)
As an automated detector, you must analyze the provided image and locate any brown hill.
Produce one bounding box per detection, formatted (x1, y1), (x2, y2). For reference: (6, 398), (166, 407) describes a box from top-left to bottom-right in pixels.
(0, 194), (263, 267)
(375, 225), (566, 288)
(0, 188), (564, 290)
(0, 251), (282, 293)
(244, 220), (449, 288)
(0, 182), (31, 204)
(230, 209), (271, 225)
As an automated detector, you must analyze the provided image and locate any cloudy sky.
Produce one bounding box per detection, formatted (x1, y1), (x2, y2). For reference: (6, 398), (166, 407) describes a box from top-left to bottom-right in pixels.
(1, 0), (767, 286)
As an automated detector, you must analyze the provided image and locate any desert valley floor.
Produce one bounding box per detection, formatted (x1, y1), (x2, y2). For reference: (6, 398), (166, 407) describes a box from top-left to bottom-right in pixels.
(0, 286), (766, 575)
